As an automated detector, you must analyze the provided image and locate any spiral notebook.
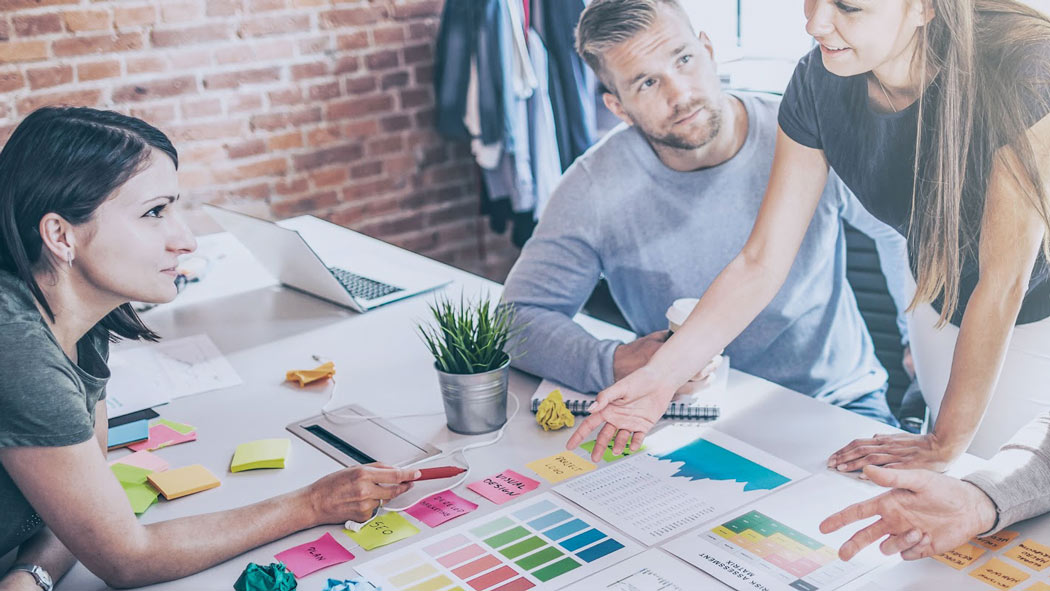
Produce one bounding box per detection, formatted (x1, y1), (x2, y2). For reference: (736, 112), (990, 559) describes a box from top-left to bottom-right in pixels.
(529, 379), (720, 420)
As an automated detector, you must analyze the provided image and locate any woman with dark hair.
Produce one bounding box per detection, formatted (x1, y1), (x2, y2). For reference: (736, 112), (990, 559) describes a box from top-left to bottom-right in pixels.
(567, 0), (1050, 555)
(0, 107), (418, 589)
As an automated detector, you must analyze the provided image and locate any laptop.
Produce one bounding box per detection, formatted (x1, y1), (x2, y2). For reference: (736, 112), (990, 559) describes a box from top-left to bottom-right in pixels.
(203, 204), (450, 312)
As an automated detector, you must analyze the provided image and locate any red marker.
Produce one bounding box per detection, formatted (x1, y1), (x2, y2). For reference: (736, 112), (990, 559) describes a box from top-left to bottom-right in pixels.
(414, 466), (467, 481)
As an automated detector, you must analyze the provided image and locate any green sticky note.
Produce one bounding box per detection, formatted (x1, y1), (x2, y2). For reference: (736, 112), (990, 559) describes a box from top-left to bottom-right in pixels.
(230, 438), (291, 472)
(122, 481), (159, 514)
(343, 511), (420, 550)
(110, 463), (153, 485)
(150, 418), (196, 435)
(580, 439), (647, 462)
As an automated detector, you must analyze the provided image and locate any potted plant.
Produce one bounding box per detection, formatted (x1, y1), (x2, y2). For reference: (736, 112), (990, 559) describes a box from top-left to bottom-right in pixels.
(418, 294), (519, 434)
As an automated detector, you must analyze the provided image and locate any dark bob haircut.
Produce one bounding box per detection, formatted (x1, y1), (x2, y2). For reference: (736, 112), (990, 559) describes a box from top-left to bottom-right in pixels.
(0, 106), (179, 341)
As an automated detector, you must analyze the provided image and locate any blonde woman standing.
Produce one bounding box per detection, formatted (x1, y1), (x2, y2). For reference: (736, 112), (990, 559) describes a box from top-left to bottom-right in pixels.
(569, 0), (1050, 471)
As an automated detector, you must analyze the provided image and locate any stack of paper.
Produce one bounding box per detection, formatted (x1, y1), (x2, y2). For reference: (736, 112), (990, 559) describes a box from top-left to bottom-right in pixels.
(147, 464), (221, 500)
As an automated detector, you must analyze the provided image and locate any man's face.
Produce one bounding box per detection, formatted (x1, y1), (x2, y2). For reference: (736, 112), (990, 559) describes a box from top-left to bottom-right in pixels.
(602, 5), (725, 152)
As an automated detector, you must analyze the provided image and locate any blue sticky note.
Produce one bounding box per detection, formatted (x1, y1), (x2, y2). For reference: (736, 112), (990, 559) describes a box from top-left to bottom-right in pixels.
(108, 419), (149, 449)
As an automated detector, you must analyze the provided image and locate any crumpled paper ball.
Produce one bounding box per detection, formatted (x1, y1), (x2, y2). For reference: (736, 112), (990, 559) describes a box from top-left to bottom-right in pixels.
(233, 562), (296, 591)
(536, 389), (575, 431)
(323, 579), (380, 591)
(285, 361), (336, 387)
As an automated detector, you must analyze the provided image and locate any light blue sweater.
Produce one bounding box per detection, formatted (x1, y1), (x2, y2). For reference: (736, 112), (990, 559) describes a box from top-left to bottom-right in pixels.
(502, 92), (888, 405)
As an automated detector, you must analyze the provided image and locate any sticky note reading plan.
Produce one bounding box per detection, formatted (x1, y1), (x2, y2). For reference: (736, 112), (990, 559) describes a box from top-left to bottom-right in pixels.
(343, 512), (419, 550)
(230, 438), (291, 472)
(933, 543), (986, 570)
(404, 491), (479, 527)
(969, 557), (1030, 590)
(526, 451), (597, 483)
(274, 532), (354, 578)
(147, 465), (220, 500)
(467, 469), (540, 504)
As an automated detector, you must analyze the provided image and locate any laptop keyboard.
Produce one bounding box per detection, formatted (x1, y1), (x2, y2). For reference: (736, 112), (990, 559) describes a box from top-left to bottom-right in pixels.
(329, 267), (403, 301)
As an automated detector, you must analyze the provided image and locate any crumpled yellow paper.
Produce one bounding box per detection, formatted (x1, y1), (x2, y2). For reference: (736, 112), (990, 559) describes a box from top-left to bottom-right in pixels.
(536, 389), (575, 431)
(285, 361), (336, 387)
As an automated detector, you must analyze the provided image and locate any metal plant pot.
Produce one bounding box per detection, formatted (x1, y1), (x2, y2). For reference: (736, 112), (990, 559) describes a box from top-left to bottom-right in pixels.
(436, 357), (510, 435)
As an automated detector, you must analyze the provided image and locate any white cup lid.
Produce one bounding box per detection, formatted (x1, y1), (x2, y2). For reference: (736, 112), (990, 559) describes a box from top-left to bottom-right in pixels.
(665, 297), (700, 327)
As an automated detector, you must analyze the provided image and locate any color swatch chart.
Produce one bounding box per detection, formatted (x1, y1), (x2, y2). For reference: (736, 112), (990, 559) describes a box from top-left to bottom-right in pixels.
(557, 426), (807, 545)
(856, 515), (1050, 591)
(354, 493), (638, 591)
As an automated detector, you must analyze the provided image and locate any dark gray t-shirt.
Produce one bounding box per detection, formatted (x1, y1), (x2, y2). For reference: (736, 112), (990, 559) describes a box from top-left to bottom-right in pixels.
(0, 270), (109, 556)
(779, 46), (1050, 325)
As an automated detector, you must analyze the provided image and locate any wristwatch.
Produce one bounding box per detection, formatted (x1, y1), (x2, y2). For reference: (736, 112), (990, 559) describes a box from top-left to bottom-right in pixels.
(9, 564), (53, 591)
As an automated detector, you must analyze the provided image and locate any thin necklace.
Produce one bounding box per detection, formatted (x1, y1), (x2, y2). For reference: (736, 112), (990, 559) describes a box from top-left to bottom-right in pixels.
(875, 75), (898, 113)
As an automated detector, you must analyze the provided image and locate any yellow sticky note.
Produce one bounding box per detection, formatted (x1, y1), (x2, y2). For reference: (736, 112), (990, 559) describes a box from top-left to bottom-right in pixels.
(1006, 539), (1050, 571)
(230, 438), (291, 472)
(525, 451), (597, 483)
(976, 530), (1022, 551)
(286, 361), (336, 387)
(969, 557), (1030, 590)
(1025, 582), (1050, 591)
(147, 465), (221, 500)
(933, 543), (986, 570)
(343, 511), (419, 550)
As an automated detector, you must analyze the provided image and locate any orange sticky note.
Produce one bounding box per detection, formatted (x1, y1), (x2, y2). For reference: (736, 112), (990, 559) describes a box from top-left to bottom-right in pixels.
(969, 557), (1030, 590)
(933, 542), (986, 570)
(1025, 582), (1050, 591)
(285, 361), (336, 387)
(976, 530), (1022, 551)
(1006, 539), (1050, 571)
(147, 465), (221, 500)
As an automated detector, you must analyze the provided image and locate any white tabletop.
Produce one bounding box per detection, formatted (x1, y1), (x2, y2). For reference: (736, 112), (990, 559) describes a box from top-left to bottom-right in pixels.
(56, 225), (993, 590)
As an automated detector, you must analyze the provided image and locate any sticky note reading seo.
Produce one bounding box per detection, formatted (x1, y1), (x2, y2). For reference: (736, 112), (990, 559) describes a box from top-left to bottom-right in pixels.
(969, 557), (1030, 590)
(526, 451), (597, 483)
(467, 469), (540, 505)
(343, 511), (419, 550)
(1005, 539), (1050, 571)
(933, 543), (986, 570)
(273, 532), (354, 578)
(404, 491), (479, 527)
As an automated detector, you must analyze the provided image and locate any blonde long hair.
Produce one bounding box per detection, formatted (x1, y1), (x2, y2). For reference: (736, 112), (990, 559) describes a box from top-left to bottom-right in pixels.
(911, 0), (1050, 324)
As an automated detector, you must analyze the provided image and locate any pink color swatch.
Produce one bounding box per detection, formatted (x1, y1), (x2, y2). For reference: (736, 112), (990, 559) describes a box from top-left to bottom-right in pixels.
(127, 424), (196, 452)
(109, 450), (170, 472)
(467, 469), (540, 505)
(274, 532), (354, 578)
(405, 491), (479, 527)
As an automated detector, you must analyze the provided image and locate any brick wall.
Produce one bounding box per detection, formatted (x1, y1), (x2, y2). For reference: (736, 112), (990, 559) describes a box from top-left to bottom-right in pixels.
(0, 0), (521, 281)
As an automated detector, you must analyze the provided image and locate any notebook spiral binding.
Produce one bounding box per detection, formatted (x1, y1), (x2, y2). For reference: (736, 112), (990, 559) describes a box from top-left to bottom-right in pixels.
(530, 399), (719, 420)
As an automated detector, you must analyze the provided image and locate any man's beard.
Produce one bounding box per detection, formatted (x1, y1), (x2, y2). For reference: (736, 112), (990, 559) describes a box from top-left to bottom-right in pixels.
(641, 101), (723, 151)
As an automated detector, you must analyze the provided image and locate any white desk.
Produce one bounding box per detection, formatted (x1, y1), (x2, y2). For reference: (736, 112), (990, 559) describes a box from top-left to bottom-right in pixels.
(57, 228), (993, 590)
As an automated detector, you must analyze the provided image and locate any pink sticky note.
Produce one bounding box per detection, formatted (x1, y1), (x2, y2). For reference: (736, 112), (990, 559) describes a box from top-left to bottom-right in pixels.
(274, 532), (354, 578)
(127, 424), (197, 452)
(405, 490), (479, 527)
(109, 450), (170, 473)
(467, 469), (540, 505)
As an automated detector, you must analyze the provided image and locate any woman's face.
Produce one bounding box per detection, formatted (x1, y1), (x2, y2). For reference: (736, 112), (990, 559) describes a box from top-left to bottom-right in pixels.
(72, 149), (196, 305)
(804, 0), (929, 78)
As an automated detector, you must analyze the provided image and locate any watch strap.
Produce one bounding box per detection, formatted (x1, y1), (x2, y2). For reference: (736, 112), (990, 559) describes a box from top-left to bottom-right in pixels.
(9, 564), (53, 591)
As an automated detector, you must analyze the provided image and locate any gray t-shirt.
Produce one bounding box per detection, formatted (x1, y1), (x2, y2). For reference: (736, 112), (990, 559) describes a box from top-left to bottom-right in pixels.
(0, 270), (109, 555)
(502, 92), (887, 405)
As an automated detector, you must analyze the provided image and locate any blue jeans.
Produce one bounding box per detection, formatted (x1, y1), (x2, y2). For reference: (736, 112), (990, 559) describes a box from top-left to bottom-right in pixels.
(842, 388), (900, 428)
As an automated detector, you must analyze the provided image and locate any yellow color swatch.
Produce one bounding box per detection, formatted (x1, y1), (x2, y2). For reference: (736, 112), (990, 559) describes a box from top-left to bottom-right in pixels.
(976, 530), (1022, 551)
(1006, 539), (1050, 571)
(525, 451), (597, 484)
(933, 543), (986, 570)
(969, 557), (1031, 590)
(230, 438), (291, 472)
(147, 465), (221, 500)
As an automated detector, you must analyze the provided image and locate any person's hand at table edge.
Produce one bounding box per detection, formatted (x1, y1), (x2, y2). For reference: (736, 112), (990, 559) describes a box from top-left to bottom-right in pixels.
(566, 365), (679, 462)
(819, 465), (998, 561)
(826, 431), (967, 473)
